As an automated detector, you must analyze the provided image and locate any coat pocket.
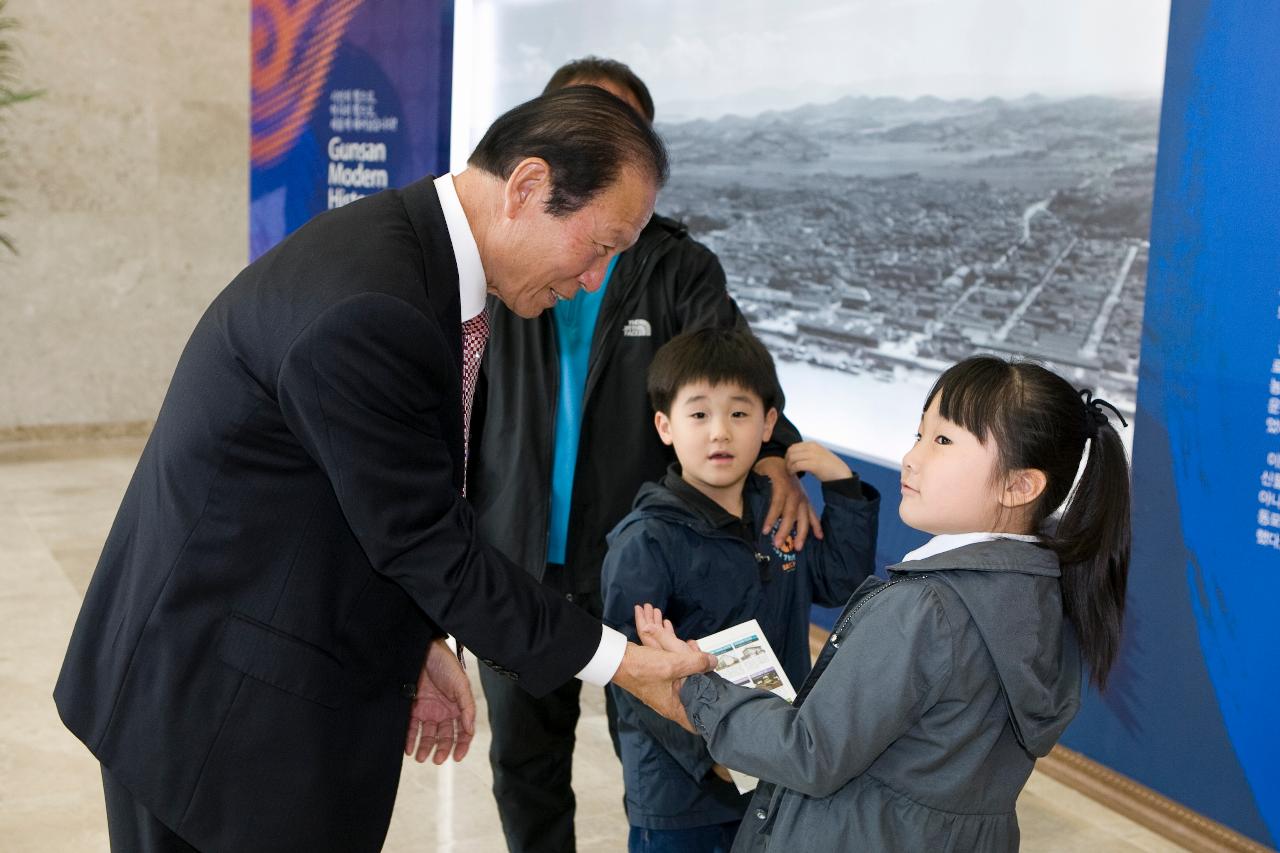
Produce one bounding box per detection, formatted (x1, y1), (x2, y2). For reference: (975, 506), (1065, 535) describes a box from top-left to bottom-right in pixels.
(217, 612), (349, 709)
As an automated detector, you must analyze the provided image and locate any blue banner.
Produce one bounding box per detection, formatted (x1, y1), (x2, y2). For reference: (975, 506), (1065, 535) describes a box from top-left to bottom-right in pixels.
(1056, 1), (1279, 844)
(249, 0), (454, 260)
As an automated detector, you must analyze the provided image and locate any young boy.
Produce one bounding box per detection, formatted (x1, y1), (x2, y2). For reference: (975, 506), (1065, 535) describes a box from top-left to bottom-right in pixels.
(601, 328), (881, 853)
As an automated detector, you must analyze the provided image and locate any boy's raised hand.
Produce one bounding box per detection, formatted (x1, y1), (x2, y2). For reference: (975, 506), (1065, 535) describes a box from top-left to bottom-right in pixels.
(635, 604), (700, 655)
(785, 441), (853, 483)
(630, 604), (703, 733)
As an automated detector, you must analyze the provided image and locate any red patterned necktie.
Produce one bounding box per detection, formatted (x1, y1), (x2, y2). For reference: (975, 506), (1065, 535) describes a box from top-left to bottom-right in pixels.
(453, 309), (490, 668)
(460, 309), (490, 494)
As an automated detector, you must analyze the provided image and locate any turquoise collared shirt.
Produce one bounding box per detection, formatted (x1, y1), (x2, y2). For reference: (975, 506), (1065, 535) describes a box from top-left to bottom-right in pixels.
(546, 255), (620, 566)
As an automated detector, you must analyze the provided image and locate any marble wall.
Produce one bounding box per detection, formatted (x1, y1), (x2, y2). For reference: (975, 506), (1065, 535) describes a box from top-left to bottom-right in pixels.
(0, 0), (249, 432)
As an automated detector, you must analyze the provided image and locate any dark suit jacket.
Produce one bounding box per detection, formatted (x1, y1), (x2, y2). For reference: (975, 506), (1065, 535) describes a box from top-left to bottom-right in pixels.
(53, 177), (602, 852)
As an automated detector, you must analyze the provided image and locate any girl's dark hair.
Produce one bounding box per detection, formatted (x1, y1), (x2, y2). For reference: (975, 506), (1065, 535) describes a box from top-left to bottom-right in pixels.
(647, 328), (783, 415)
(467, 86), (668, 217)
(925, 355), (1131, 689)
(543, 55), (656, 123)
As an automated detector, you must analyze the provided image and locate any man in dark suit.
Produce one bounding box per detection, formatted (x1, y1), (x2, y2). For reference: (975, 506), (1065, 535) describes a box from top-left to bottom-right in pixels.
(54, 87), (712, 852)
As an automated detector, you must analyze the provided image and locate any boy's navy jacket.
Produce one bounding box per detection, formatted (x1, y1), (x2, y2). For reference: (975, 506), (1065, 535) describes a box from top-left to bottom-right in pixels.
(680, 538), (1082, 852)
(601, 467), (880, 830)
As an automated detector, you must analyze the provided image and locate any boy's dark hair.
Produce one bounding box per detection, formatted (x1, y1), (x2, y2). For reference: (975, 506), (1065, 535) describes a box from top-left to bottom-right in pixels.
(647, 328), (784, 414)
(468, 86), (668, 217)
(543, 55), (656, 123)
(925, 355), (1132, 690)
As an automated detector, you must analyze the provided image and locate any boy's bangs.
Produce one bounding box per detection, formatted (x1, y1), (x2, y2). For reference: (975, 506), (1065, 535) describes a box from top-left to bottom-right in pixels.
(686, 365), (785, 411)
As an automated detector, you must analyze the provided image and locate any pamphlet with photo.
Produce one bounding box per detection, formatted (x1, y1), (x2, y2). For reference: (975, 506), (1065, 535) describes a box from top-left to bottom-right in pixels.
(698, 619), (796, 793)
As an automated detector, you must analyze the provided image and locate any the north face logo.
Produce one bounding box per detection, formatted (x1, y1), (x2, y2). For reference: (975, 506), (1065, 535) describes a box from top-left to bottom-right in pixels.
(623, 318), (652, 337)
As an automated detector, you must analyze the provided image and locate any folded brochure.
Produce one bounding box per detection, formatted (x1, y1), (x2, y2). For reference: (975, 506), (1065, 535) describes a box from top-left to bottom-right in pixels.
(698, 618), (796, 794)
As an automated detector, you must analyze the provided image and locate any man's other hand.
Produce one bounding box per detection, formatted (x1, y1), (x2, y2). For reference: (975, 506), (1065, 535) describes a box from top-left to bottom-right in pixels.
(405, 638), (476, 764)
(754, 455), (821, 551)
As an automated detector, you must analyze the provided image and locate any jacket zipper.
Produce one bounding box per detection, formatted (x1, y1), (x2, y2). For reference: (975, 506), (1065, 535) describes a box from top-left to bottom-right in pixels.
(829, 575), (928, 648)
(747, 574), (929, 845)
(783, 575), (928, 713)
(538, 322), (561, 570)
(559, 233), (674, 570)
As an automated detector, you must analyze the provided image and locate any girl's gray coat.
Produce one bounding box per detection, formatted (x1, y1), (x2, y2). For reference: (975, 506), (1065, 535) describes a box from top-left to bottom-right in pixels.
(680, 539), (1081, 852)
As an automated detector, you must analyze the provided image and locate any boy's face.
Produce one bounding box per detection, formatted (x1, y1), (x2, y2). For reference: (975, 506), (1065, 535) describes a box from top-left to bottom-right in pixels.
(654, 380), (778, 505)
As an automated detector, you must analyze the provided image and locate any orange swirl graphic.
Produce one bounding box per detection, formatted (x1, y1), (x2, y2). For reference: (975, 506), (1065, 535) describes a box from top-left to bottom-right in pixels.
(251, 0), (365, 168)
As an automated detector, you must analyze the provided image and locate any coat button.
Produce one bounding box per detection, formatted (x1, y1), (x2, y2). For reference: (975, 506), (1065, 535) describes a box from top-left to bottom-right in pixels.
(755, 808), (767, 820)
(401, 683), (417, 699)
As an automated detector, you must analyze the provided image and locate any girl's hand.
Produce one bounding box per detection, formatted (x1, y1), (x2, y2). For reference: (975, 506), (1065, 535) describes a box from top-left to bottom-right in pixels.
(785, 441), (853, 483)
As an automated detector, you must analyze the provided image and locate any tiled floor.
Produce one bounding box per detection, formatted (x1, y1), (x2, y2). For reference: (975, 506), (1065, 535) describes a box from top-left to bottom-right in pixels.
(0, 437), (1189, 852)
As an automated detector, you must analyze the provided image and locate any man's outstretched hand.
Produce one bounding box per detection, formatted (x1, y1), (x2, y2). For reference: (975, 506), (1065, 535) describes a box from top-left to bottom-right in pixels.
(405, 638), (476, 765)
(612, 605), (713, 734)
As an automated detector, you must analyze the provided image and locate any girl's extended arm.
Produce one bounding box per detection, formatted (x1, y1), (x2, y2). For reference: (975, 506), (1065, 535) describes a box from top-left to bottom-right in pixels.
(668, 582), (955, 798)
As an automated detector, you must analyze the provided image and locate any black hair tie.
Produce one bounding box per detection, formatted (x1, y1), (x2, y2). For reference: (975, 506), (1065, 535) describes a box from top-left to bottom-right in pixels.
(1079, 389), (1128, 439)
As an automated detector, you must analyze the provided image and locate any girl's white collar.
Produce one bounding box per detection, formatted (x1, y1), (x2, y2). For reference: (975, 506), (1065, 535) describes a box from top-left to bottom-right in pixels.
(901, 531), (1040, 564)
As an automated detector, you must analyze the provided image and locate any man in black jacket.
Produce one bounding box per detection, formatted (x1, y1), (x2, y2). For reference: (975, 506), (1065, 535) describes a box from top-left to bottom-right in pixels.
(468, 59), (818, 853)
(54, 88), (712, 853)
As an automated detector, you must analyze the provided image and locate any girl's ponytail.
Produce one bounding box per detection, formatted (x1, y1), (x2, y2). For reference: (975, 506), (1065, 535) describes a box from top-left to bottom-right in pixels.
(1048, 399), (1131, 690)
(928, 358), (1133, 691)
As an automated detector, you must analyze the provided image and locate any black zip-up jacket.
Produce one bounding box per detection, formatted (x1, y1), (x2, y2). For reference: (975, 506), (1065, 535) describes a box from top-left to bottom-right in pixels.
(468, 213), (801, 599)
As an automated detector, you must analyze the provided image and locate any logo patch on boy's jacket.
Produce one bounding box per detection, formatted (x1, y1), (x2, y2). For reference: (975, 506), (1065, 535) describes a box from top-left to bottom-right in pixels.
(769, 520), (798, 572)
(623, 318), (652, 337)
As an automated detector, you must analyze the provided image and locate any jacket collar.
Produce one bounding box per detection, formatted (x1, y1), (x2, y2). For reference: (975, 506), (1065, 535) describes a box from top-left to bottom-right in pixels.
(400, 176), (462, 358)
(602, 214), (686, 313)
(399, 175), (465, 488)
(583, 215), (686, 403)
(901, 532), (1040, 564)
(888, 537), (1060, 578)
(630, 465), (769, 540)
(659, 463), (757, 538)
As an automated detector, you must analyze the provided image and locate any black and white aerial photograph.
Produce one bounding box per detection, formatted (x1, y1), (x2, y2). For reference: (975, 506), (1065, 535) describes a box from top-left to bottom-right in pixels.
(458, 0), (1170, 463)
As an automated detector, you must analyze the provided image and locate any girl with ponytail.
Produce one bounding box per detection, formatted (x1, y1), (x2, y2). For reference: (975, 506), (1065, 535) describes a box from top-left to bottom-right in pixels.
(634, 355), (1131, 852)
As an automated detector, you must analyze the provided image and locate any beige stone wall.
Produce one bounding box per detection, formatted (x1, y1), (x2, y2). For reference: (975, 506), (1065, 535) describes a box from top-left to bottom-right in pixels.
(0, 0), (249, 430)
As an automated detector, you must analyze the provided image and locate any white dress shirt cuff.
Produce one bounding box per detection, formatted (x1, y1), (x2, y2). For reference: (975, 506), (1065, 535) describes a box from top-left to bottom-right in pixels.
(576, 625), (628, 686)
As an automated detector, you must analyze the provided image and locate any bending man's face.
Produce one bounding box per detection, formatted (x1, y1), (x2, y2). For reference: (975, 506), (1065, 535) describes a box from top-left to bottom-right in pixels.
(490, 164), (655, 318)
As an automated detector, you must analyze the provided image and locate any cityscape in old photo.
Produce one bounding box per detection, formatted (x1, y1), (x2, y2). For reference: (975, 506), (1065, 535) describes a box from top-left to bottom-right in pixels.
(470, 0), (1168, 460)
(658, 94), (1158, 459)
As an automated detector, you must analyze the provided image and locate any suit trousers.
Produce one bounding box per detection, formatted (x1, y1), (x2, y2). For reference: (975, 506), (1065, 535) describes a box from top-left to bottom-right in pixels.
(102, 765), (200, 853)
(480, 567), (619, 853)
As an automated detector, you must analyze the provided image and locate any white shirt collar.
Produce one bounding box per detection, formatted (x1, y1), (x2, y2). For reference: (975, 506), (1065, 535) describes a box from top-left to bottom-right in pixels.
(433, 173), (488, 322)
(901, 532), (1040, 564)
